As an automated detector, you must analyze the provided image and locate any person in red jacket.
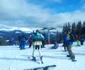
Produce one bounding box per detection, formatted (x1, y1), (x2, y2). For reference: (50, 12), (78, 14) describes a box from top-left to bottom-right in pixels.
(28, 35), (32, 48)
(75, 34), (80, 46)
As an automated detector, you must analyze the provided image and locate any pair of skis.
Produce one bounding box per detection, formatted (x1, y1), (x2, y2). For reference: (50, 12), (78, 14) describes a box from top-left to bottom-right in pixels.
(28, 56), (43, 64)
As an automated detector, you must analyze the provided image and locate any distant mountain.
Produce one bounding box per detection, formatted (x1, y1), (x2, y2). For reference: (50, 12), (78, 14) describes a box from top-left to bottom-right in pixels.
(0, 29), (61, 44)
(0, 30), (31, 40)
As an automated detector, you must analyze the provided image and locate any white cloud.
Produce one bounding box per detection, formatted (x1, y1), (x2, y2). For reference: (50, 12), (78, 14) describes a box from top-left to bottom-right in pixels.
(0, 0), (85, 31)
(56, 10), (85, 24)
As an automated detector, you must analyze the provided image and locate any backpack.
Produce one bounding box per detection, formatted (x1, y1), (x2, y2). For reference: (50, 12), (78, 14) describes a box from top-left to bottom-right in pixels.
(32, 33), (43, 41)
(69, 34), (75, 42)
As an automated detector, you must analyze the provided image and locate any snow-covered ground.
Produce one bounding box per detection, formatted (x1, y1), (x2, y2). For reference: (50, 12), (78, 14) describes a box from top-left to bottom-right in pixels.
(0, 42), (85, 70)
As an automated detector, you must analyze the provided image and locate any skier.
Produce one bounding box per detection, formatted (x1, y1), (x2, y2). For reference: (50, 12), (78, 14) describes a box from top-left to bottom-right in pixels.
(31, 30), (45, 64)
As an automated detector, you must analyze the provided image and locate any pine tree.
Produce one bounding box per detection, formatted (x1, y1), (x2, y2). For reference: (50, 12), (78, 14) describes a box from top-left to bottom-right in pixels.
(72, 22), (76, 35)
(76, 21), (82, 36)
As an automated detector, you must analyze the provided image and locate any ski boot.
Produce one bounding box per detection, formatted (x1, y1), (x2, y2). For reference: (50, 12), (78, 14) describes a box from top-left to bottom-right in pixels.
(32, 56), (36, 61)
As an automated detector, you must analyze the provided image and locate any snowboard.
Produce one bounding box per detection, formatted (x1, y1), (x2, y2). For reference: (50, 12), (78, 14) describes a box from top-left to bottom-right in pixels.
(24, 64), (56, 70)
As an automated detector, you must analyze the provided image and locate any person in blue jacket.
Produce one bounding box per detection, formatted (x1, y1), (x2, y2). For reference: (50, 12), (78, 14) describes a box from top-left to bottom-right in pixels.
(65, 31), (76, 61)
(19, 34), (26, 50)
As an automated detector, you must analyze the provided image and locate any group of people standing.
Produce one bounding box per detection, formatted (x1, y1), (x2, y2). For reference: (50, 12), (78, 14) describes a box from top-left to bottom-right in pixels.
(17, 29), (84, 63)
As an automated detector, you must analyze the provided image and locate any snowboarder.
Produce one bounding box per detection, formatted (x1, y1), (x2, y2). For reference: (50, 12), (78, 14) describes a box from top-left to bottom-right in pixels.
(65, 31), (76, 61)
(51, 41), (59, 49)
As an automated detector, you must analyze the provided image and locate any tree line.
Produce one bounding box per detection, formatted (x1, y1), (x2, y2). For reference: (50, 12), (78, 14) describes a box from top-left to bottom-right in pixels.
(0, 21), (85, 45)
(62, 21), (85, 37)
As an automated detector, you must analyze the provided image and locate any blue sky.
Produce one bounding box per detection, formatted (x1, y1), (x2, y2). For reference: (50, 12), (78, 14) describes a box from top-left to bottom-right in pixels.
(0, 0), (85, 31)
(28, 0), (82, 13)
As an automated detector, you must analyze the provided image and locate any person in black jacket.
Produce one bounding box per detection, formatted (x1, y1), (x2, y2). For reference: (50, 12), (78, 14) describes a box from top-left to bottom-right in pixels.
(79, 37), (84, 45)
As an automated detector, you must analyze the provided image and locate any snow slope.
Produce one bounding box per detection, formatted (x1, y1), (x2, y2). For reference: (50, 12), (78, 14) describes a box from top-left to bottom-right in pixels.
(0, 42), (85, 70)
